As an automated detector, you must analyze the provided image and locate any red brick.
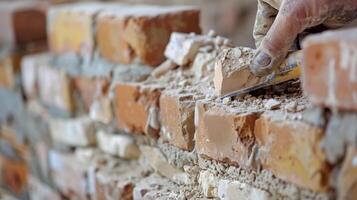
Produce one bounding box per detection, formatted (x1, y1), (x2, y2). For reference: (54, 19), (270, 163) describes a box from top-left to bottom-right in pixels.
(97, 6), (201, 66)
(0, 155), (28, 195)
(160, 91), (195, 150)
(113, 82), (162, 136)
(337, 146), (357, 200)
(48, 3), (111, 57)
(254, 112), (330, 192)
(196, 101), (258, 167)
(0, 1), (47, 47)
(302, 28), (357, 111)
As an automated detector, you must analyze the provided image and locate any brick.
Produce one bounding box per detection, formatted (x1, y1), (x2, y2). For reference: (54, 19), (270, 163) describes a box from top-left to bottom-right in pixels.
(49, 116), (96, 147)
(337, 147), (357, 200)
(21, 53), (51, 99)
(113, 82), (162, 136)
(132, 174), (177, 200)
(196, 101), (259, 168)
(160, 91), (196, 150)
(0, 155), (28, 196)
(89, 95), (113, 124)
(254, 112), (330, 192)
(214, 47), (260, 96)
(73, 76), (110, 111)
(302, 28), (357, 111)
(28, 176), (61, 200)
(0, 1), (47, 47)
(47, 2), (111, 58)
(48, 150), (91, 199)
(37, 64), (74, 113)
(164, 32), (204, 66)
(97, 6), (201, 66)
(97, 130), (140, 159)
(93, 157), (147, 200)
(217, 179), (272, 200)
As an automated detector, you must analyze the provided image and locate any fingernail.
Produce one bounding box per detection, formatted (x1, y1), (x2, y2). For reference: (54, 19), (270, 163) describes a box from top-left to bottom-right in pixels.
(254, 51), (271, 67)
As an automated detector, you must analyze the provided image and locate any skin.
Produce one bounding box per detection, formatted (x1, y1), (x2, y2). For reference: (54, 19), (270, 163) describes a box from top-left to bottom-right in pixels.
(251, 0), (357, 76)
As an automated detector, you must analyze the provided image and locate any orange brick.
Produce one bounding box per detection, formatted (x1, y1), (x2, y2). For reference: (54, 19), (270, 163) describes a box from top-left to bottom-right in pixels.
(0, 155), (28, 195)
(160, 91), (195, 150)
(337, 147), (357, 200)
(254, 112), (330, 192)
(73, 76), (110, 111)
(97, 6), (201, 66)
(48, 3), (110, 57)
(302, 28), (357, 111)
(196, 101), (258, 167)
(113, 82), (162, 136)
(0, 1), (47, 47)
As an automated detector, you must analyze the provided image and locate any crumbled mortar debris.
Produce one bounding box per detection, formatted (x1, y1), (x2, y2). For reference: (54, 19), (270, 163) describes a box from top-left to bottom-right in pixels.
(198, 156), (334, 200)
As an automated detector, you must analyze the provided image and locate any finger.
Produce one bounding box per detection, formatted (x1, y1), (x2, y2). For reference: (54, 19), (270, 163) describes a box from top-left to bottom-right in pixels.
(251, 0), (324, 76)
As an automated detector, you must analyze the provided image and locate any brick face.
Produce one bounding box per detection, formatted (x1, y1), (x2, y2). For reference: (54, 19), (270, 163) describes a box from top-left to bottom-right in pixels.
(37, 64), (74, 113)
(196, 101), (258, 168)
(254, 112), (330, 192)
(0, 155), (28, 196)
(73, 76), (110, 111)
(47, 3), (107, 58)
(113, 82), (161, 136)
(302, 28), (357, 111)
(160, 92), (196, 150)
(97, 6), (201, 66)
(0, 1), (47, 47)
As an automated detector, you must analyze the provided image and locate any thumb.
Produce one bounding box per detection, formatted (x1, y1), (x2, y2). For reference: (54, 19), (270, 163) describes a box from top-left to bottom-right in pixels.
(250, 0), (322, 76)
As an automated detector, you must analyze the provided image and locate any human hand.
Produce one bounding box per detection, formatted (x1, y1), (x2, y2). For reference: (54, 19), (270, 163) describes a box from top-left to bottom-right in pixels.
(251, 0), (357, 76)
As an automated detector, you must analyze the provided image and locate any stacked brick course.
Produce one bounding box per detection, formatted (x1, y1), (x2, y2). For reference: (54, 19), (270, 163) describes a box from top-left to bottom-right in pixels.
(0, 1), (356, 200)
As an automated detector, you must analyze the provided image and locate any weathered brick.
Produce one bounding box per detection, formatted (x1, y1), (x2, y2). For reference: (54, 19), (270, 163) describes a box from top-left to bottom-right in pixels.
(97, 130), (140, 159)
(21, 53), (51, 99)
(113, 82), (162, 136)
(196, 101), (259, 168)
(94, 158), (147, 200)
(337, 146), (357, 200)
(28, 176), (61, 200)
(217, 179), (272, 200)
(214, 47), (259, 96)
(97, 6), (201, 66)
(0, 1), (47, 47)
(302, 28), (357, 111)
(0, 155), (28, 196)
(254, 112), (330, 192)
(73, 76), (110, 111)
(164, 32), (204, 66)
(160, 91), (196, 150)
(49, 116), (96, 147)
(48, 149), (91, 199)
(37, 64), (74, 113)
(47, 2), (111, 58)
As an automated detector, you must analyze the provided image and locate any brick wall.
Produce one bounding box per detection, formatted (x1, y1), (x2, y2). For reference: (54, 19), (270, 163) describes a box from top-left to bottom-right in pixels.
(0, 1), (356, 200)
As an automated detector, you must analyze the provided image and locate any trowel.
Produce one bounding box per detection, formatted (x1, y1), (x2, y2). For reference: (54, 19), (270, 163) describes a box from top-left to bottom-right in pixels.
(221, 50), (302, 99)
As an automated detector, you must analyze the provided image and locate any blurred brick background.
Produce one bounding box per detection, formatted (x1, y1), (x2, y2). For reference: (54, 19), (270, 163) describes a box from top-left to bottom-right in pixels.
(114, 0), (257, 47)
